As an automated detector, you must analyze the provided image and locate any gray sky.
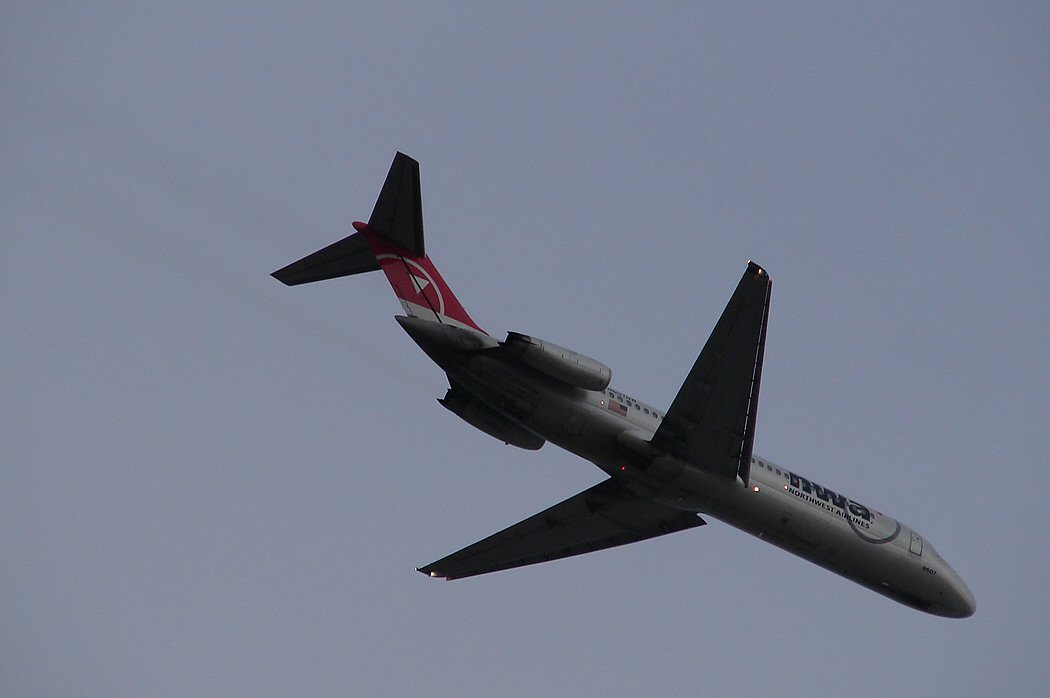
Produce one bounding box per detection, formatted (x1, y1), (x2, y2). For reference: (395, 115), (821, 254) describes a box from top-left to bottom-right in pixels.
(4, 3), (1048, 696)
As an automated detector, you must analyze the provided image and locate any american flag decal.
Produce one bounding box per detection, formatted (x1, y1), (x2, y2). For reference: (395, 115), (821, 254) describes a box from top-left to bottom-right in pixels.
(608, 400), (629, 417)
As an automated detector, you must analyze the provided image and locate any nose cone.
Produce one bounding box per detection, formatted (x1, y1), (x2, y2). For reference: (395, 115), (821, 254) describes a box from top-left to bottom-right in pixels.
(932, 563), (976, 618)
(941, 575), (976, 618)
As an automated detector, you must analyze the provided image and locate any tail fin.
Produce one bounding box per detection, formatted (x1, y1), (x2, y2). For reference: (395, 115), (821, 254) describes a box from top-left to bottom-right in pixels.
(366, 151), (425, 256)
(272, 152), (485, 334)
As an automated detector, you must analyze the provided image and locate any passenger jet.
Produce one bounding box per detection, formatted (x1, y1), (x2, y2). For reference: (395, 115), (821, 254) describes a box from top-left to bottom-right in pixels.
(273, 152), (975, 617)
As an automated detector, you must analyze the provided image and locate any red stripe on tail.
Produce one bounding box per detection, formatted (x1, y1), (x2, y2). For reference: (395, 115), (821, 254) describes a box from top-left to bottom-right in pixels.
(353, 221), (485, 334)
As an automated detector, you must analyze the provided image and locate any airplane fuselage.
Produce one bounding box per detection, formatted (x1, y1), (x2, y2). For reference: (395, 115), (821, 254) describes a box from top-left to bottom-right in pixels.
(398, 314), (975, 618)
(274, 152), (974, 618)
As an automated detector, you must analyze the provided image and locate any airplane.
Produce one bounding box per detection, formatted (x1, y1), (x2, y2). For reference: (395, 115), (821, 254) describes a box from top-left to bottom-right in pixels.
(272, 152), (975, 618)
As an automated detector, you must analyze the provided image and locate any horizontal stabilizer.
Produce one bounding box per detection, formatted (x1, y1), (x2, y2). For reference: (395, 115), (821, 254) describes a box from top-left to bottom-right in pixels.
(418, 478), (705, 580)
(271, 231), (379, 286)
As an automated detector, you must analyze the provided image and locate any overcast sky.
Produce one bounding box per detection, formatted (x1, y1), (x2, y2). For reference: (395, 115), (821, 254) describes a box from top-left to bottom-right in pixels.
(4, 3), (1048, 696)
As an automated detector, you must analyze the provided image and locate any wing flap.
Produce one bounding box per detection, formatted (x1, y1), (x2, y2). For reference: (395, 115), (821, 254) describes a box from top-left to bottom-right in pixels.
(651, 262), (771, 484)
(418, 478), (705, 579)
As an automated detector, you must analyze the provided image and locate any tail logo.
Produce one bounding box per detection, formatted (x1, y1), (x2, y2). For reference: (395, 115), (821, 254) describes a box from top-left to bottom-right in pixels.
(376, 253), (446, 317)
(411, 274), (431, 293)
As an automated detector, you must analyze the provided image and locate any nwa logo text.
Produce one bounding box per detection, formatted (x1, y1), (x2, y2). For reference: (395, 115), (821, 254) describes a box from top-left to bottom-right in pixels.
(786, 471), (873, 523)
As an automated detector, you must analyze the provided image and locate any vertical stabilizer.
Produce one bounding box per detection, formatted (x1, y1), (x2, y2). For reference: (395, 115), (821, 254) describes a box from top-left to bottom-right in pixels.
(355, 153), (485, 334)
(367, 152), (425, 256)
(271, 152), (485, 334)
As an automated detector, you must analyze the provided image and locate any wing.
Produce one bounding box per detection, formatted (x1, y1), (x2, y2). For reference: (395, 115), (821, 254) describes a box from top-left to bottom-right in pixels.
(418, 478), (705, 579)
(271, 231), (379, 286)
(651, 262), (771, 486)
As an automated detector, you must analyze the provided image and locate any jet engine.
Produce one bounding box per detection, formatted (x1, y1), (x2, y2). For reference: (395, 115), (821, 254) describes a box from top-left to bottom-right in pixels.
(502, 332), (612, 391)
(438, 388), (545, 450)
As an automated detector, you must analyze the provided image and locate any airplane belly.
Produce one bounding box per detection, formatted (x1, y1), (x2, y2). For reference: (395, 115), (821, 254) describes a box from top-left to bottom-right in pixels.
(702, 476), (946, 612)
(448, 356), (542, 422)
(446, 355), (627, 466)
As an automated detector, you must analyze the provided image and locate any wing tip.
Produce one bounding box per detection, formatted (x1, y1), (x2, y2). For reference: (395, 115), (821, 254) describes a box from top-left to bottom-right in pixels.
(270, 269), (296, 286)
(746, 260), (768, 278)
(416, 566), (452, 580)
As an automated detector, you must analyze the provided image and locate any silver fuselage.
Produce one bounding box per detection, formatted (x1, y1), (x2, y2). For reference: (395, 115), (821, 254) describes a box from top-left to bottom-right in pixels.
(401, 315), (975, 618)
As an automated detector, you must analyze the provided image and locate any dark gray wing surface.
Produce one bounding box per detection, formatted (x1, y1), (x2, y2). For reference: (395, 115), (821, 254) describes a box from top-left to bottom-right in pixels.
(650, 262), (771, 486)
(367, 151), (425, 255)
(418, 478), (705, 579)
(271, 232), (379, 286)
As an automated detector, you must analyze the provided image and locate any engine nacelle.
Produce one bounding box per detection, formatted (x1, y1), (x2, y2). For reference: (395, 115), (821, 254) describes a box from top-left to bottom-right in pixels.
(503, 332), (612, 391)
(438, 389), (545, 450)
